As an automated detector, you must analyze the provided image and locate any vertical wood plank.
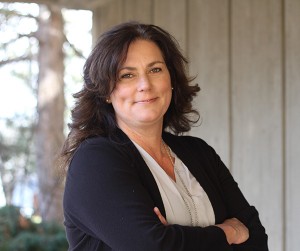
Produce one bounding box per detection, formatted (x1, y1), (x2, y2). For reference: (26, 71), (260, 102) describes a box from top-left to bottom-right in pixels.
(92, 0), (153, 45)
(122, 0), (153, 23)
(92, 0), (124, 42)
(231, 1), (283, 250)
(285, 0), (300, 250)
(188, 0), (230, 166)
(153, 0), (187, 52)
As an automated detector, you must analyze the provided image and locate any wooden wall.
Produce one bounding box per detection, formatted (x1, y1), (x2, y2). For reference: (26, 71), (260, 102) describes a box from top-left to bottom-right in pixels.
(285, 0), (300, 250)
(92, 1), (300, 250)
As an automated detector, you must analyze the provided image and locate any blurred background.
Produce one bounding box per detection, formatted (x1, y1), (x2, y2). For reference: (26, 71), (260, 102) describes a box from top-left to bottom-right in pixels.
(0, 0), (299, 251)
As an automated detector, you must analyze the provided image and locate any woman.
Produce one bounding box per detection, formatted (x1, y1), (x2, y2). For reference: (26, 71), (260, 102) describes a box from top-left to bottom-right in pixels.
(61, 22), (268, 250)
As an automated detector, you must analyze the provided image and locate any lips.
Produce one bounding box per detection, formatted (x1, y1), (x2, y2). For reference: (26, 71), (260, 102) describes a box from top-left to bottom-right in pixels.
(135, 97), (158, 103)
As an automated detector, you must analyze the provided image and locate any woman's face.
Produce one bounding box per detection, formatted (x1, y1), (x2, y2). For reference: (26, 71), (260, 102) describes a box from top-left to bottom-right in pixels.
(109, 39), (172, 131)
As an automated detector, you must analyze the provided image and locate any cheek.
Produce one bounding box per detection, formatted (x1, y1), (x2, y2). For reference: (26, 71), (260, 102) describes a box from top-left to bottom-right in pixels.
(163, 74), (172, 88)
(162, 78), (172, 95)
(110, 87), (134, 109)
(111, 86), (127, 100)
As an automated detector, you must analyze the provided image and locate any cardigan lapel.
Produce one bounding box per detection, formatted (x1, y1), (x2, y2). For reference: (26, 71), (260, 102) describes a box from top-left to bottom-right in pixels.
(114, 128), (167, 218)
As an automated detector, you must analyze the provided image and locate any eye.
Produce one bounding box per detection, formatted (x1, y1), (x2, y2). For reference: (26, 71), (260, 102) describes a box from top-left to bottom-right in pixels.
(120, 73), (134, 79)
(150, 67), (162, 73)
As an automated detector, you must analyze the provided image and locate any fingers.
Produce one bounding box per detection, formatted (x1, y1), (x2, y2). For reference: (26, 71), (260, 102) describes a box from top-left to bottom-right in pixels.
(154, 207), (168, 226)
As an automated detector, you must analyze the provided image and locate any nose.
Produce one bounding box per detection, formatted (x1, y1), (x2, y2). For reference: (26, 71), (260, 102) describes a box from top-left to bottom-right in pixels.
(137, 74), (151, 92)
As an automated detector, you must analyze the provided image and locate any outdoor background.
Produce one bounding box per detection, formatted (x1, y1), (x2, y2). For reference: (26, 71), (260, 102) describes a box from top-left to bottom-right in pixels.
(0, 1), (299, 251)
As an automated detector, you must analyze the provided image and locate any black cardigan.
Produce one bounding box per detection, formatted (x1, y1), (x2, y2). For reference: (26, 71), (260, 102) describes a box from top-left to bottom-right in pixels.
(63, 130), (268, 250)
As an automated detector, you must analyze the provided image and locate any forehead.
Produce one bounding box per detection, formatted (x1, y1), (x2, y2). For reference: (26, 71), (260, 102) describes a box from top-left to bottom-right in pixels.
(122, 39), (165, 65)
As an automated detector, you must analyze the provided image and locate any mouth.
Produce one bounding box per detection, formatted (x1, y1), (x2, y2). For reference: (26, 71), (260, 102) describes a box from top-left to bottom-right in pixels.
(135, 97), (158, 104)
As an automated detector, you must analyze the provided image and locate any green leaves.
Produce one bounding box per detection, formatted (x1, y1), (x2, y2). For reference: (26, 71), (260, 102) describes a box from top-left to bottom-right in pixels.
(0, 205), (68, 251)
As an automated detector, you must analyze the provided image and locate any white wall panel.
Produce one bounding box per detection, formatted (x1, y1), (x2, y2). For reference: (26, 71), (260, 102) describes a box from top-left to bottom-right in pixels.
(188, 0), (231, 167)
(122, 0), (153, 23)
(153, 0), (187, 52)
(285, 0), (300, 250)
(231, 1), (283, 250)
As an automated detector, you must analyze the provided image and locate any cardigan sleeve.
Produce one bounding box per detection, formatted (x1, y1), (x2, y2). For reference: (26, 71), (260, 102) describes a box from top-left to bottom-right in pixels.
(197, 139), (269, 251)
(63, 137), (233, 251)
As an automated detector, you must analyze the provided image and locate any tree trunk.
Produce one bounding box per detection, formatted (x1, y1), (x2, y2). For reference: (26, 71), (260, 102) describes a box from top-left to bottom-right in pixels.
(35, 4), (65, 223)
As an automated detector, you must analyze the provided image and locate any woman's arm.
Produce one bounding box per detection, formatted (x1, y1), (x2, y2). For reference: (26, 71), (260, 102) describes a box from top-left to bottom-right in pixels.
(204, 141), (269, 250)
(154, 207), (250, 245)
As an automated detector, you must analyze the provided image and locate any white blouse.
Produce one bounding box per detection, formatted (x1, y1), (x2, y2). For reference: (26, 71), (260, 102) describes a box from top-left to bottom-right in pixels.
(133, 141), (215, 227)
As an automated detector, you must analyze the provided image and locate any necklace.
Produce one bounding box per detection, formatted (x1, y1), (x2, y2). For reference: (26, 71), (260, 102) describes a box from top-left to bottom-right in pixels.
(162, 141), (199, 226)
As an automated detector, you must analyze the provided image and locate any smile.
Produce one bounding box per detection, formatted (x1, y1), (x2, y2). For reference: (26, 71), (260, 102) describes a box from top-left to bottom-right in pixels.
(135, 98), (158, 104)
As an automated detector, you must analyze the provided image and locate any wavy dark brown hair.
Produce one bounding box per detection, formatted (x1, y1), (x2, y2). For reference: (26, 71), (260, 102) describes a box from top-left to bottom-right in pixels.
(59, 21), (200, 171)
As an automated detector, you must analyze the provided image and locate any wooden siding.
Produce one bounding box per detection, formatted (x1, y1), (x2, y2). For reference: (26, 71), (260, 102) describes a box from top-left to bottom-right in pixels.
(92, 1), (300, 250)
(231, 1), (284, 250)
(285, 0), (300, 250)
(188, 0), (231, 167)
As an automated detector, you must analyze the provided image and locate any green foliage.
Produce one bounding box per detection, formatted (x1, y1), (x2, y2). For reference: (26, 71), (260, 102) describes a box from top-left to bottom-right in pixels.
(0, 115), (36, 205)
(0, 206), (68, 251)
(0, 115), (35, 165)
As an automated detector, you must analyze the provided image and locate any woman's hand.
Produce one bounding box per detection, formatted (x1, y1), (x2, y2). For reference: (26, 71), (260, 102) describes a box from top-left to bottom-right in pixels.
(216, 218), (249, 245)
(154, 207), (168, 226)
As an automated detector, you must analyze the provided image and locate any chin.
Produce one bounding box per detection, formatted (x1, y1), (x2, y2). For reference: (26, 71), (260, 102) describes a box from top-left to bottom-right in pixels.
(137, 116), (163, 125)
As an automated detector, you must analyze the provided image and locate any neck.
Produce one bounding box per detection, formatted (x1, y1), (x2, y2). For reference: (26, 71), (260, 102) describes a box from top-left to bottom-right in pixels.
(118, 122), (164, 159)
(118, 122), (175, 181)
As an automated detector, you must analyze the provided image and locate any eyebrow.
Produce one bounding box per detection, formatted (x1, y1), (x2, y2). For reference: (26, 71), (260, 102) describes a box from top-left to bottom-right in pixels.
(119, 61), (165, 71)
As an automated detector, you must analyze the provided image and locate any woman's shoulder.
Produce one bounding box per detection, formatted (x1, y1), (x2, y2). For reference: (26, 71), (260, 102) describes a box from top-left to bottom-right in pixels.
(68, 134), (137, 176)
(78, 130), (131, 149)
(73, 134), (133, 162)
(75, 136), (113, 154)
(163, 132), (211, 149)
(163, 132), (220, 163)
(80, 135), (112, 147)
(79, 135), (105, 144)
